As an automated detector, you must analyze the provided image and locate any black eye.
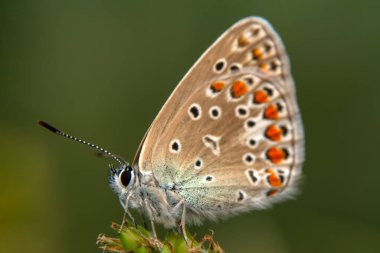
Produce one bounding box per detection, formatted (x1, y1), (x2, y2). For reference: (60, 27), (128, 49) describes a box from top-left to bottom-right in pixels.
(119, 168), (132, 187)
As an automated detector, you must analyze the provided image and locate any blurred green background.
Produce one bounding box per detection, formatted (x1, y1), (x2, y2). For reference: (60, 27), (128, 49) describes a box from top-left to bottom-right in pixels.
(1, 1), (379, 252)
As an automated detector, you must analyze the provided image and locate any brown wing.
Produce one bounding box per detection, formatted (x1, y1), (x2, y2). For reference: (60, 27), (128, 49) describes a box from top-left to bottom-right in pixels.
(134, 17), (304, 206)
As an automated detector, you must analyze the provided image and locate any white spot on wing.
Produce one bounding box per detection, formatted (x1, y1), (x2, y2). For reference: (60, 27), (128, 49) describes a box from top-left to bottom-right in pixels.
(229, 63), (242, 73)
(242, 74), (259, 87)
(188, 103), (201, 120)
(204, 175), (214, 182)
(235, 105), (249, 119)
(244, 118), (256, 131)
(213, 58), (227, 73)
(202, 134), (221, 156)
(245, 169), (260, 185)
(237, 190), (247, 201)
(169, 139), (181, 154)
(243, 152), (256, 165)
(246, 137), (257, 149)
(194, 158), (203, 170)
(209, 106), (221, 120)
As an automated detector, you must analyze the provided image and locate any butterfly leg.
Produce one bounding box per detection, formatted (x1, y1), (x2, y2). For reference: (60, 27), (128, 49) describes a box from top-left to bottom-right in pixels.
(150, 220), (157, 238)
(142, 196), (158, 238)
(143, 202), (161, 247)
(119, 193), (135, 233)
(180, 202), (189, 244)
(171, 199), (188, 242)
(139, 186), (160, 241)
(172, 200), (185, 234)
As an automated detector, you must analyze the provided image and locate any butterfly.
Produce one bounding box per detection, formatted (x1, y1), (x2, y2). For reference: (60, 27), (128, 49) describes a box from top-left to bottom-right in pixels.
(39, 16), (304, 240)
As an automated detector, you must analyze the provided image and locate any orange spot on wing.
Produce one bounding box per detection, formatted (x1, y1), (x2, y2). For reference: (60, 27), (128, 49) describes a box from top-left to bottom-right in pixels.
(238, 36), (249, 47)
(266, 168), (283, 187)
(267, 189), (279, 197)
(264, 104), (279, 120)
(268, 175), (282, 187)
(254, 90), (269, 104)
(266, 147), (286, 164)
(210, 82), (225, 92)
(259, 63), (268, 72)
(252, 48), (263, 60)
(265, 125), (282, 141)
(231, 80), (248, 98)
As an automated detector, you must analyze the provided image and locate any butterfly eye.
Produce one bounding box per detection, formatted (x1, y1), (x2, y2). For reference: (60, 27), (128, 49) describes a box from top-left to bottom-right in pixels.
(119, 168), (133, 188)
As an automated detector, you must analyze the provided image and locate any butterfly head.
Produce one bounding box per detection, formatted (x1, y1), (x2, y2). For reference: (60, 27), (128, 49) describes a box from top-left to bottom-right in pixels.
(108, 163), (137, 195)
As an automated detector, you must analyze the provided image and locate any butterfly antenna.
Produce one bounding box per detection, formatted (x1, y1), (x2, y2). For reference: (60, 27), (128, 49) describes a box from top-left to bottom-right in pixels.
(37, 120), (126, 167)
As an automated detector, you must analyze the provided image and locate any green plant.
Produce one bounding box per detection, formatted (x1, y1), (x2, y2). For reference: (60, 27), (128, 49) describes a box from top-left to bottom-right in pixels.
(97, 222), (224, 253)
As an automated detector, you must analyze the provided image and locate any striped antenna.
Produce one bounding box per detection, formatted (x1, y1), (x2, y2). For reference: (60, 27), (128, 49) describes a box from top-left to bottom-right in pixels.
(37, 120), (126, 166)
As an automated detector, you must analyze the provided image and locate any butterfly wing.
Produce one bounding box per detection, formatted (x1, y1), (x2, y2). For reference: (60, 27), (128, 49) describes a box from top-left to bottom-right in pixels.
(134, 17), (304, 220)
